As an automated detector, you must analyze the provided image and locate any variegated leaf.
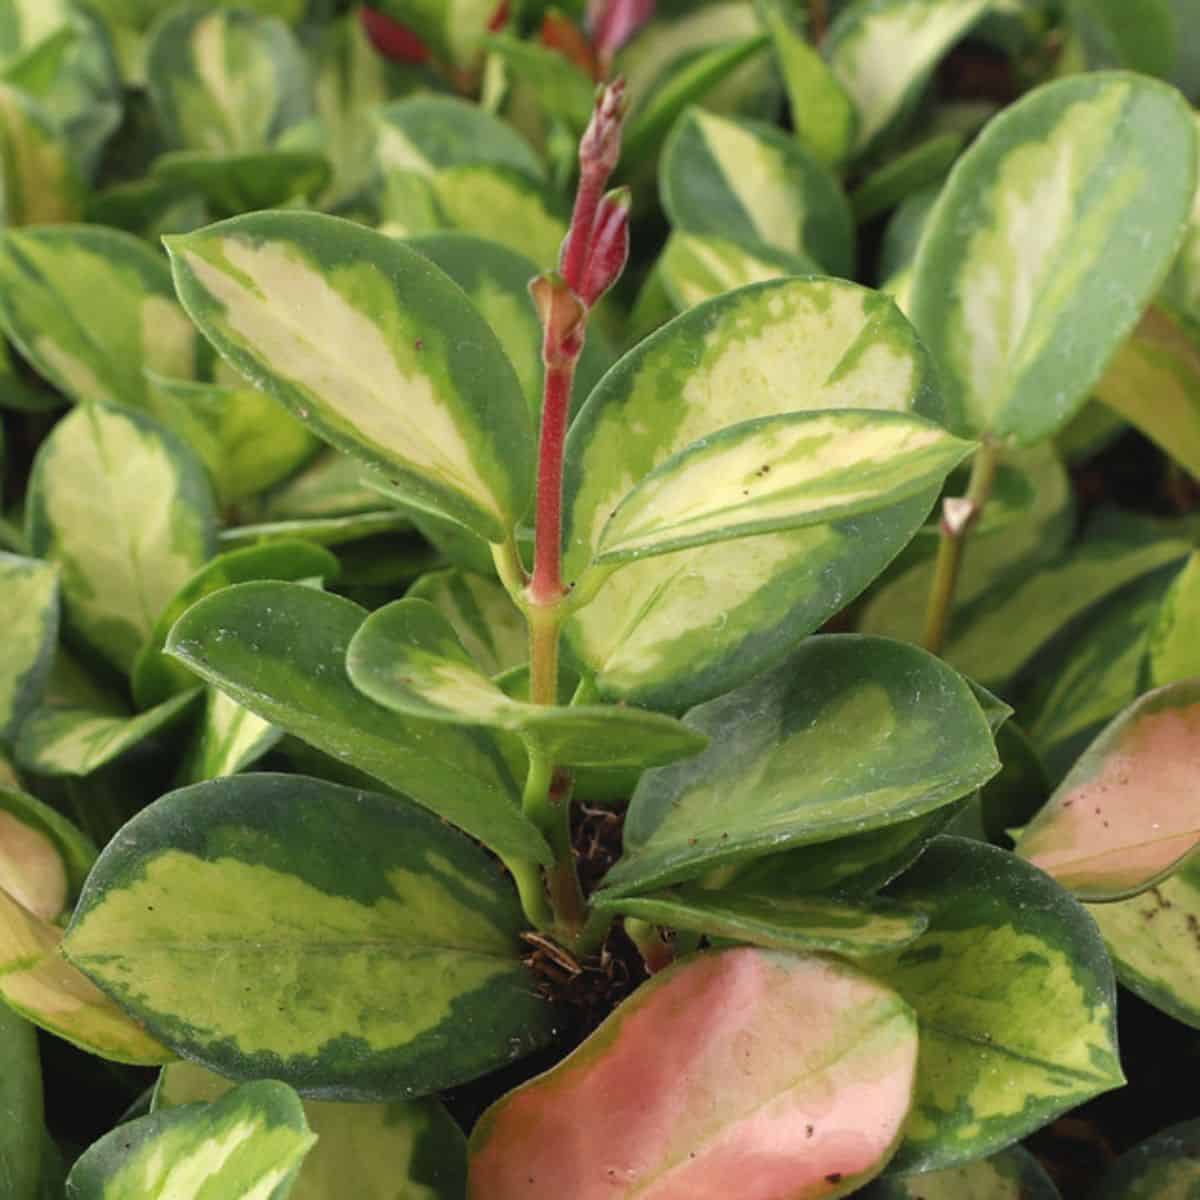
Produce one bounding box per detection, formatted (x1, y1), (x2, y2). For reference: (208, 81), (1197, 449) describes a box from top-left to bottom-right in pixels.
(596, 888), (927, 957)
(827, 0), (991, 154)
(658, 231), (817, 313)
(409, 566), (527, 676)
(602, 636), (998, 897)
(1087, 852), (1200, 1028)
(865, 837), (1123, 1173)
(151, 147), (332, 216)
(1147, 551), (1200, 685)
(0, 226), (200, 410)
(25, 403), (216, 675)
(1017, 680), (1200, 900)
(219, 510), (410, 550)
(375, 94), (544, 183)
(754, 0), (856, 166)
(595, 410), (973, 563)
(132, 540), (339, 709)
(15, 690), (200, 778)
(65, 1080), (314, 1200)
(909, 72), (1198, 443)
(479, 35), (595, 131)
(0, 1003), (40, 1200)
(257, 451), (384, 522)
(64, 773), (554, 1098)
(471, 948), (917, 1199)
(858, 1144), (1061, 1198)
(168, 211), (534, 543)
(346, 600), (707, 769)
(1096, 306), (1200, 481)
(0, 885), (173, 1064)
(145, 7), (312, 154)
(371, 0), (497, 66)
(661, 107), (854, 276)
(177, 689), (280, 785)
(562, 277), (942, 708)
(155, 1061), (470, 1200)
(0, 82), (83, 226)
(850, 130), (963, 223)
(0, 553), (57, 743)
(166, 581), (549, 867)
(0, 783), (95, 909)
(1094, 1118), (1200, 1198)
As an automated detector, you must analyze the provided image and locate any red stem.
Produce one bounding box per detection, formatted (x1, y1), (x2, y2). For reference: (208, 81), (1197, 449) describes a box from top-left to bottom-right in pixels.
(559, 168), (605, 295)
(529, 360), (577, 605)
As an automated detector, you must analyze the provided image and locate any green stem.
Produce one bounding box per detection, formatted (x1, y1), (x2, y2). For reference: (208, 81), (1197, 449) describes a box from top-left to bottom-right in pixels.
(491, 533), (528, 607)
(507, 854), (555, 932)
(922, 440), (1001, 656)
(626, 917), (674, 974)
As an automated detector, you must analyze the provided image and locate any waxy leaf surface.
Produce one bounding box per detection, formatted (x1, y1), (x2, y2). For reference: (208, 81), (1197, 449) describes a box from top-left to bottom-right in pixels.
(596, 410), (973, 563)
(347, 600), (707, 769)
(469, 947), (918, 1200)
(661, 107), (853, 276)
(0, 783), (95, 915)
(26, 403), (216, 675)
(168, 211), (534, 542)
(65, 1080), (314, 1200)
(0, 553), (57, 743)
(563, 277), (941, 708)
(156, 1061), (470, 1200)
(1087, 855), (1200, 1028)
(166, 582), (549, 866)
(0, 1004), (40, 1200)
(1094, 1118), (1200, 1199)
(602, 636), (998, 897)
(145, 7), (311, 154)
(827, 0), (991, 153)
(1017, 680), (1200, 899)
(866, 837), (1123, 1172)
(408, 567), (527, 676)
(178, 689), (280, 785)
(64, 774), (555, 1098)
(658, 231), (817, 313)
(0, 226), (199, 411)
(0, 885), (173, 1064)
(910, 72), (1198, 443)
(859, 1144), (1061, 1198)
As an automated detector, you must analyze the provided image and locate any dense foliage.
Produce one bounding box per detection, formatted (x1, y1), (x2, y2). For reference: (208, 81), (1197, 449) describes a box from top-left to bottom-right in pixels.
(2, 0), (1200, 1196)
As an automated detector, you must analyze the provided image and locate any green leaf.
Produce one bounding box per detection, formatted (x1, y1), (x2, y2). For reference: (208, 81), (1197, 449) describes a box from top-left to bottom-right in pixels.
(14, 690), (200, 778)
(661, 106), (854, 276)
(167, 211), (534, 543)
(0, 885), (174, 1064)
(155, 1061), (469, 1200)
(909, 72), (1198, 443)
(218, 510), (410, 550)
(476, 37), (595, 132)
(1017, 680), (1200, 900)
(132, 540), (339, 709)
(596, 888), (928, 956)
(256, 451), (384, 522)
(602, 636), (999, 897)
(372, 0), (496, 66)
(1094, 1118), (1200, 1197)
(657, 230), (818, 313)
(376, 94), (542, 178)
(0, 553), (57, 744)
(594, 409), (974, 563)
(1069, 0), (1177, 76)
(858, 1144), (1061, 1198)
(1095, 306), (1200, 481)
(0, 82), (83, 226)
(142, 370), (319, 510)
(346, 599), (707, 769)
(64, 773), (554, 1098)
(562, 277), (942, 708)
(1087, 850), (1200, 1028)
(408, 566), (527, 676)
(827, 0), (991, 154)
(850, 131), (964, 223)
(145, 7), (312, 154)
(0, 226), (201, 410)
(166, 581), (549, 866)
(754, 0), (856, 166)
(1146, 551), (1200, 685)
(177, 689), (280, 785)
(865, 837), (1123, 1173)
(26, 403), (217, 675)
(0, 1004), (40, 1200)
(65, 1080), (315, 1200)
(0, 783), (95, 913)
(471, 947), (917, 1198)
(151, 148), (332, 216)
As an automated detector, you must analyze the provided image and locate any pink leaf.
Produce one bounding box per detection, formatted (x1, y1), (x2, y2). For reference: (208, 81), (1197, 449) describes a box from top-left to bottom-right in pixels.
(1017, 680), (1200, 900)
(468, 947), (917, 1199)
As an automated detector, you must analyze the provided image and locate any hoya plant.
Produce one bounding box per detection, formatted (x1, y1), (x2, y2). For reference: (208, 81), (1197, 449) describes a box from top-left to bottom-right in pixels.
(3, 0), (1200, 1197)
